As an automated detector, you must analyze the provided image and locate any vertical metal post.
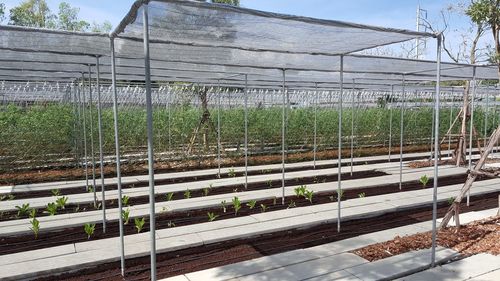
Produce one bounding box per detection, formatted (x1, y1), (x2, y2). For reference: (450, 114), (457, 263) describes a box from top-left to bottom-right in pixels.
(313, 85), (318, 169)
(431, 89), (436, 159)
(337, 55), (344, 233)
(110, 39), (125, 276)
(244, 75), (249, 188)
(143, 6), (157, 280)
(350, 79), (355, 175)
(467, 67), (477, 206)
(431, 34), (442, 267)
(81, 73), (89, 191)
(389, 85), (394, 161)
(448, 88), (454, 157)
(399, 75), (406, 190)
(484, 91), (489, 148)
(281, 69), (286, 205)
(167, 88), (172, 151)
(88, 65), (97, 207)
(217, 81), (222, 177)
(94, 58), (107, 232)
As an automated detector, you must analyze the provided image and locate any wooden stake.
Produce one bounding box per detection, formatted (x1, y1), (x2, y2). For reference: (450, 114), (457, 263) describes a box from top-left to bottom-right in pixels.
(440, 125), (500, 229)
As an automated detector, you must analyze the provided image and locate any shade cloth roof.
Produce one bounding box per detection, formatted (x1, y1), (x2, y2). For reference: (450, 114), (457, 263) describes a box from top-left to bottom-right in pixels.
(0, 0), (498, 87)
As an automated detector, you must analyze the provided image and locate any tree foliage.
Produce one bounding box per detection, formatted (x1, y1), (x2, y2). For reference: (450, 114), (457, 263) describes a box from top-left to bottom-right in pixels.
(210, 0), (240, 6)
(466, 0), (500, 64)
(55, 2), (89, 31)
(9, 0), (54, 28)
(0, 3), (5, 23)
(7, 0), (111, 32)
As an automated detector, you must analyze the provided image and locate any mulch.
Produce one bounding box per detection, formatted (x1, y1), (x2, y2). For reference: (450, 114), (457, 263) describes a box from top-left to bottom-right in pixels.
(352, 215), (500, 262)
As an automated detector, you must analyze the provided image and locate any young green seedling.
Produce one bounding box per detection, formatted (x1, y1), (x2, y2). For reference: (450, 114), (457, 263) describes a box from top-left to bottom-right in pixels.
(419, 175), (429, 188)
(294, 185), (307, 198)
(84, 223), (96, 240)
(246, 200), (257, 209)
(232, 196), (241, 216)
(88, 186), (94, 193)
(30, 218), (40, 239)
(51, 189), (61, 197)
(122, 208), (131, 225)
(184, 189), (191, 199)
(221, 200), (227, 213)
(260, 204), (268, 213)
(122, 195), (130, 206)
(202, 187), (210, 197)
(228, 168), (236, 177)
(358, 192), (366, 198)
(45, 202), (58, 216)
(55, 196), (68, 210)
(207, 212), (219, 222)
(135, 217), (146, 233)
(29, 208), (36, 219)
(167, 221), (175, 228)
(166, 192), (174, 201)
(336, 189), (344, 201)
(288, 200), (296, 209)
(304, 190), (314, 204)
(15, 203), (31, 217)
(267, 180), (273, 188)
(448, 197), (455, 205)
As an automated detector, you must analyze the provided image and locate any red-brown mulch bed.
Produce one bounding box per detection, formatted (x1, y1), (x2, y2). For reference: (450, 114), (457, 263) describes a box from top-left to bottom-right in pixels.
(352, 216), (500, 262)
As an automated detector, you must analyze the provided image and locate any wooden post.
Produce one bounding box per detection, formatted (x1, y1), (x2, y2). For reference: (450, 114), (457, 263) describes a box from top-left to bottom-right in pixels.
(440, 125), (500, 228)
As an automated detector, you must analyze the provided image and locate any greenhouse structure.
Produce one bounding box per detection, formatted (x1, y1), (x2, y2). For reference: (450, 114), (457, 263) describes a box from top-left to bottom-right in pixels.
(0, 0), (499, 280)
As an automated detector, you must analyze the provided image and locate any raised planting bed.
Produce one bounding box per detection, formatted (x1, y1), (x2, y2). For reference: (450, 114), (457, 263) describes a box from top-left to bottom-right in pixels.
(5, 164), (387, 200)
(0, 170), (387, 221)
(0, 173), (484, 256)
(34, 192), (500, 281)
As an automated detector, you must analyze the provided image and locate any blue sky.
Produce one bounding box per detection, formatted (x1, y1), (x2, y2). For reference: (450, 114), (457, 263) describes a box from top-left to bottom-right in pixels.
(0, 0), (484, 61)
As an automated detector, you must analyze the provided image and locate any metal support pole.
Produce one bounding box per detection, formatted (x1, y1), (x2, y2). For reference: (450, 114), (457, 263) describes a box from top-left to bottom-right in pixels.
(110, 39), (125, 276)
(350, 79), (355, 175)
(399, 75), (406, 190)
(313, 84), (318, 169)
(143, 6), (157, 280)
(281, 69), (286, 205)
(389, 85), (394, 161)
(94, 58), (107, 232)
(337, 55), (344, 233)
(88, 65), (97, 208)
(431, 34), (442, 268)
(431, 89), (436, 159)
(484, 91), (489, 148)
(167, 88), (172, 151)
(217, 81), (222, 178)
(448, 88), (454, 157)
(244, 75), (249, 188)
(81, 73), (89, 191)
(467, 67), (477, 206)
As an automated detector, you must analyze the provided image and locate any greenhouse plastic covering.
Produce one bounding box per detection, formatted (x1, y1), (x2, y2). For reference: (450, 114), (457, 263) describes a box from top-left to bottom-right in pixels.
(0, 0), (498, 85)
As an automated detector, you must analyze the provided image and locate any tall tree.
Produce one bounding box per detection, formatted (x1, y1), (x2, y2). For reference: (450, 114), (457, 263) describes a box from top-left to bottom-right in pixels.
(187, 0), (240, 154)
(466, 0), (500, 78)
(9, 0), (54, 28)
(90, 20), (112, 33)
(0, 3), (5, 23)
(56, 2), (89, 31)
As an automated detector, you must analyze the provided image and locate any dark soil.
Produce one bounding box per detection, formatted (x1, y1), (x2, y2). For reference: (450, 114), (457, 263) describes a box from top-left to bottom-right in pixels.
(0, 170), (387, 221)
(35, 192), (500, 281)
(0, 173), (480, 256)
